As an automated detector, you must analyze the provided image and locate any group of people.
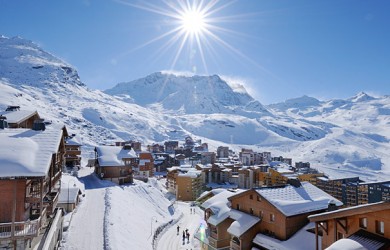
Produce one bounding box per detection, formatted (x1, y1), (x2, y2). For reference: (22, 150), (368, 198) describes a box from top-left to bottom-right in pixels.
(177, 226), (190, 244)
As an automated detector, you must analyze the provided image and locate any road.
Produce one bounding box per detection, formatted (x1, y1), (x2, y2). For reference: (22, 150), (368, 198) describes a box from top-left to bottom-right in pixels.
(62, 168), (113, 250)
(157, 201), (205, 250)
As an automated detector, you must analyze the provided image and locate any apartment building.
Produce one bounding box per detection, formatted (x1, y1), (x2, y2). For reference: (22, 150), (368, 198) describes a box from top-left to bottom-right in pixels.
(309, 201), (390, 250)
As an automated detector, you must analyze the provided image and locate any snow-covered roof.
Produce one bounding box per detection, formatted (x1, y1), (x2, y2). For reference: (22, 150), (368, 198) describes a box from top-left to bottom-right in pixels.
(198, 188), (226, 201)
(0, 110), (38, 123)
(66, 138), (82, 146)
(178, 170), (201, 178)
(0, 128), (63, 178)
(253, 222), (317, 250)
(256, 182), (343, 216)
(227, 209), (260, 237)
(58, 187), (80, 203)
(325, 239), (366, 250)
(96, 146), (137, 167)
(202, 189), (245, 226)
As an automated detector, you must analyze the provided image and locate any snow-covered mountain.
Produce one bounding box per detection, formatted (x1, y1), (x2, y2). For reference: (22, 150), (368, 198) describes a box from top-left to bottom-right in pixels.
(105, 72), (269, 116)
(0, 35), (389, 181)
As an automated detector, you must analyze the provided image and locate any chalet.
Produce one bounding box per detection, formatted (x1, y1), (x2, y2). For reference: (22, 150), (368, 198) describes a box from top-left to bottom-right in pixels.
(309, 201), (390, 250)
(197, 189), (245, 250)
(65, 138), (82, 167)
(0, 108), (40, 129)
(94, 144), (137, 185)
(138, 152), (154, 177)
(115, 140), (142, 152)
(147, 143), (164, 153)
(0, 124), (66, 249)
(226, 182), (342, 249)
(164, 140), (179, 154)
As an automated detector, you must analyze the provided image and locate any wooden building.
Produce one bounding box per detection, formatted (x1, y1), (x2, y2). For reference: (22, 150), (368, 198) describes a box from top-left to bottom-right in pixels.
(138, 152), (154, 177)
(225, 182), (343, 249)
(65, 138), (82, 167)
(0, 125), (66, 249)
(309, 201), (390, 250)
(0, 108), (40, 129)
(95, 144), (137, 185)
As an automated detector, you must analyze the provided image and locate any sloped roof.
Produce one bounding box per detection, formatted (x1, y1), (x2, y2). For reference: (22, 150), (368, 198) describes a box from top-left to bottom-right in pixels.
(309, 201), (389, 222)
(0, 127), (63, 178)
(253, 222), (317, 250)
(58, 187), (80, 203)
(96, 146), (137, 167)
(256, 182), (343, 216)
(227, 209), (260, 237)
(0, 110), (38, 124)
(201, 189), (244, 226)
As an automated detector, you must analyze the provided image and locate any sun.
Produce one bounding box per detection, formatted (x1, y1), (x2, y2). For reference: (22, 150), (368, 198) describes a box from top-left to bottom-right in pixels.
(180, 9), (206, 35)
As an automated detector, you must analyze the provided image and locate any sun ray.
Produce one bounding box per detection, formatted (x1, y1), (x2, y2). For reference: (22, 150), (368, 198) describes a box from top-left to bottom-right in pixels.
(114, 0), (280, 82)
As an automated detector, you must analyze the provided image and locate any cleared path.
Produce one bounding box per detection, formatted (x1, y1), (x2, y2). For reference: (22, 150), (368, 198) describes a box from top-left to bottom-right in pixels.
(157, 202), (205, 250)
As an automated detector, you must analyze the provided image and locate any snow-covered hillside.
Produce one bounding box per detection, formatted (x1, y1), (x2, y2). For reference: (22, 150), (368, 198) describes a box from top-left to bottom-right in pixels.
(0, 35), (389, 181)
(105, 72), (270, 116)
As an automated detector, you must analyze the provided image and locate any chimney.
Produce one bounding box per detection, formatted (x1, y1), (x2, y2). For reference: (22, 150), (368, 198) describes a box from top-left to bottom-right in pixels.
(327, 200), (338, 212)
(32, 119), (46, 131)
(0, 115), (8, 129)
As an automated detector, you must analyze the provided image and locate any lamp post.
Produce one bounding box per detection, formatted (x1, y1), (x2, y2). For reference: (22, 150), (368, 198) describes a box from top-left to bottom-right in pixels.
(67, 180), (76, 212)
(150, 216), (158, 238)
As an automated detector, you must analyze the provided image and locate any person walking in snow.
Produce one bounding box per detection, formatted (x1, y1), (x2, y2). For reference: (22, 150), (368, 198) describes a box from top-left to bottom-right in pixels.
(182, 231), (185, 243)
(186, 232), (190, 243)
(177, 225), (180, 235)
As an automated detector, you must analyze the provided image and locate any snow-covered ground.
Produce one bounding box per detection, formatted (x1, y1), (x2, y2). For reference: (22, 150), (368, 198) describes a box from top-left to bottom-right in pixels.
(60, 167), (204, 250)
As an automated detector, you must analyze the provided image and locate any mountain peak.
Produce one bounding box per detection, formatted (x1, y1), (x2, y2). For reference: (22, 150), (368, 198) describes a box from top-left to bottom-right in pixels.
(350, 92), (375, 102)
(105, 72), (267, 115)
(0, 35), (85, 88)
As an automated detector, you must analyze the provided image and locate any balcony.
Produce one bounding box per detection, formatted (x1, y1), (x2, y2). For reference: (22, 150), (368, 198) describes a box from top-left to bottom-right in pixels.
(0, 217), (41, 240)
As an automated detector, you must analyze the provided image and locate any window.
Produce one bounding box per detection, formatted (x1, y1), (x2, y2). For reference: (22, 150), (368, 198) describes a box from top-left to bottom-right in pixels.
(359, 217), (367, 229)
(250, 208), (254, 215)
(236, 204), (240, 210)
(337, 232), (344, 240)
(257, 196), (261, 202)
(376, 220), (385, 235)
(250, 194), (253, 200)
(270, 213), (275, 222)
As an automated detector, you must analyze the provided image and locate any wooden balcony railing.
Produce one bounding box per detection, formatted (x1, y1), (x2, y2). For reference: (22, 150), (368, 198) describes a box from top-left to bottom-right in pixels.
(0, 217), (41, 239)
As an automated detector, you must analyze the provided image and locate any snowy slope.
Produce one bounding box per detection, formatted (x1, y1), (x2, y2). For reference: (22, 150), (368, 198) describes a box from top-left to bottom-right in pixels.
(0, 35), (389, 181)
(105, 72), (269, 116)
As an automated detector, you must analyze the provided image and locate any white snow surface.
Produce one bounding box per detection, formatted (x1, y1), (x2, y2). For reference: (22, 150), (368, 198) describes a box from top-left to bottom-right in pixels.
(326, 239), (367, 250)
(256, 182), (343, 216)
(62, 167), (204, 250)
(0, 35), (390, 183)
(96, 146), (137, 166)
(227, 209), (261, 237)
(0, 127), (63, 177)
(253, 222), (319, 250)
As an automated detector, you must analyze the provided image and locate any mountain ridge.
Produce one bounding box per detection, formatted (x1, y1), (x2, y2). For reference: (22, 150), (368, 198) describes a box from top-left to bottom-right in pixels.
(1, 35), (389, 181)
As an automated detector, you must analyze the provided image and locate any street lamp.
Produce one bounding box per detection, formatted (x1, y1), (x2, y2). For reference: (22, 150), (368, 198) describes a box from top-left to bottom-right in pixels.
(150, 216), (158, 238)
(67, 180), (76, 212)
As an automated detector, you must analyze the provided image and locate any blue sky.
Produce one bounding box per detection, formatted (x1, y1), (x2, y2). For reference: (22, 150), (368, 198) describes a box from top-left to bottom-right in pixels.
(0, 0), (389, 104)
